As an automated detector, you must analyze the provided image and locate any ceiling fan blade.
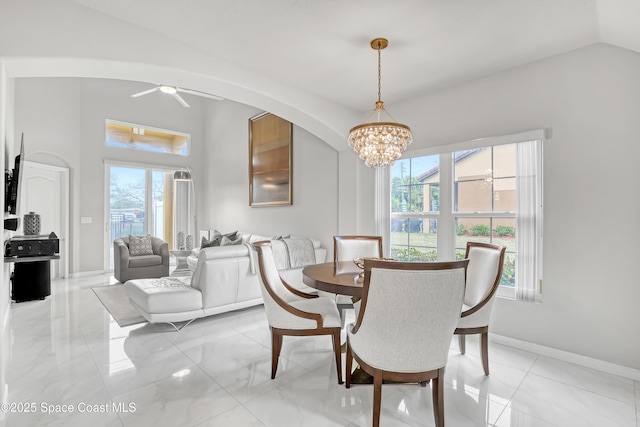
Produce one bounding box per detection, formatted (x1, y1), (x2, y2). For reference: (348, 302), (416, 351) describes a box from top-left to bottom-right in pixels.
(131, 87), (160, 98)
(177, 87), (224, 101)
(172, 93), (190, 108)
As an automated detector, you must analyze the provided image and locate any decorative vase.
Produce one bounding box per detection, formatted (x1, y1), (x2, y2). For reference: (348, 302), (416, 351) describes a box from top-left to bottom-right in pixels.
(23, 211), (41, 235)
(186, 234), (193, 250)
(177, 231), (185, 250)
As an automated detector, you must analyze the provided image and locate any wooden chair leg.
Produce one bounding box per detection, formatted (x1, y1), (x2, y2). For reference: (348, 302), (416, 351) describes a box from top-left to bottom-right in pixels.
(332, 329), (343, 384)
(271, 331), (283, 379)
(481, 331), (489, 376)
(372, 371), (383, 427)
(345, 342), (352, 388)
(458, 334), (466, 354)
(432, 367), (445, 427)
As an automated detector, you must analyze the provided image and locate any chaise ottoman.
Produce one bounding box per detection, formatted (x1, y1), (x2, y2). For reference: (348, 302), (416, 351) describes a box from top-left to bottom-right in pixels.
(123, 276), (205, 328)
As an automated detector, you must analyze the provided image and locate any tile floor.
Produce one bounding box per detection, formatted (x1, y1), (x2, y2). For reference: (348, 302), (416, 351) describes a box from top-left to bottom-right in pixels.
(1, 273), (638, 426)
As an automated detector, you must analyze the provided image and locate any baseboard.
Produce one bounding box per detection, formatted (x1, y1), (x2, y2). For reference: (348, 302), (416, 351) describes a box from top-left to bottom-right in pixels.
(70, 269), (107, 278)
(491, 333), (640, 381)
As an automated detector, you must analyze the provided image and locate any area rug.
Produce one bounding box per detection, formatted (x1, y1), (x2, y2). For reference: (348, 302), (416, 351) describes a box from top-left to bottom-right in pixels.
(92, 284), (146, 327)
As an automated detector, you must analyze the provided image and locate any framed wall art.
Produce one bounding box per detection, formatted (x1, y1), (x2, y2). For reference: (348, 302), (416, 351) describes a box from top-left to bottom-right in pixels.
(249, 112), (292, 206)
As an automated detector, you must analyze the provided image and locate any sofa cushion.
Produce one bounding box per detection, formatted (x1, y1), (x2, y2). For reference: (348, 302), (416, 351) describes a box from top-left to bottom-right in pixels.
(129, 234), (154, 256)
(128, 254), (163, 268)
(125, 278), (202, 313)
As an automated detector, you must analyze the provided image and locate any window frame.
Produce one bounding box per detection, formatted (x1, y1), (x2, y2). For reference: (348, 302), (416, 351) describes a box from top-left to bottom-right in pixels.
(105, 119), (191, 157)
(379, 129), (546, 300)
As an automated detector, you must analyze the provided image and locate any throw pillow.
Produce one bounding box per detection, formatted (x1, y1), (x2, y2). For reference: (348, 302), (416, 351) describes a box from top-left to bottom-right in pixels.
(272, 234), (291, 240)
(128, 234), (154, 256)
(221, 235), (243, 246)
(213, 229), (238, 241)
(201, 236), (220, 249)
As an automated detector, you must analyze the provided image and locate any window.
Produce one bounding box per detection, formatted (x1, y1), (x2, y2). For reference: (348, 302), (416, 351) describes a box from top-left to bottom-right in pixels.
(390, 155), (440, 261)
(105, 120), (190, 156)
(385, 131), (544, 301)
(454, 145), (516, 289)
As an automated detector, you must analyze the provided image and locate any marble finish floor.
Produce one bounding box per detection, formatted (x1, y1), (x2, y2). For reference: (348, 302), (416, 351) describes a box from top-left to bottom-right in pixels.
(1, 273), (638, 426)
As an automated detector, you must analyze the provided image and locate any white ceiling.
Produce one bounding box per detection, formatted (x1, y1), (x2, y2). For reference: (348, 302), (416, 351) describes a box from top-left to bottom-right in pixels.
(69, 0), (640, 112)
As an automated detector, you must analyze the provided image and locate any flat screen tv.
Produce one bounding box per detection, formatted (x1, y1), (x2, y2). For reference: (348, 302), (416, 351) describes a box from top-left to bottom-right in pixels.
(5, 133), (24, 215)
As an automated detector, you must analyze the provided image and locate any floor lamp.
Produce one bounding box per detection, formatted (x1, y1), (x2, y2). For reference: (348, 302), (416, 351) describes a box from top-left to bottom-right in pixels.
(173, 169), (196, 250)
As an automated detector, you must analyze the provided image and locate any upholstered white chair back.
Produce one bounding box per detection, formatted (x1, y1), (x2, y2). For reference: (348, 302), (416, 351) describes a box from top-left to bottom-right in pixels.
(348, 261), (467, 372)
(457, 243), (505, 329)
(334, 236), (383, 276)
(334, 236), (382, 261)
(253, 242), (317, 329)
(334, 236), (383, 262)
(464, 245), (502, 307)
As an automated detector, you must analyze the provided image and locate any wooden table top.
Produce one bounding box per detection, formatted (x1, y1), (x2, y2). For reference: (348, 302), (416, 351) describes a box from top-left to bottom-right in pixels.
(302, 261), (364, 298)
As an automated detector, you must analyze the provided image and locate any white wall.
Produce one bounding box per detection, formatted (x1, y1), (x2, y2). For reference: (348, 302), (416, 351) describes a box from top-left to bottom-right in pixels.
(202, 101), (339, 252)
(365, 43), (640, 370)
(12, 77), (341, 270)
(13, 77), (207, 273)
(0, 58), (8, 415)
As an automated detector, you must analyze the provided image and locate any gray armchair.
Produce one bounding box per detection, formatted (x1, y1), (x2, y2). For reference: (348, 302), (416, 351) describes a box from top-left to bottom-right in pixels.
(114, 236), (170, 283)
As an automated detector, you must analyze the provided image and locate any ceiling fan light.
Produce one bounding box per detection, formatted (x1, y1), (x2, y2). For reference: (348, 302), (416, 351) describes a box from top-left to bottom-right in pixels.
(160, 85), (177, 94)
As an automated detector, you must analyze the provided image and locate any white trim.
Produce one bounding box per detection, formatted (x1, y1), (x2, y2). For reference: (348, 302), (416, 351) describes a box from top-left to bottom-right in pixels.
(453, 212), (516, 218)
(437, 152), (454, 260)
(402, 128), (550, 159)
(375, 167), (391, 256)
(496, 287), (516, 299)
(491, 333), (640, 381)
(103, 165), (110, 271)
(103, 158), (186, 172)
(23, 161), (70, 279)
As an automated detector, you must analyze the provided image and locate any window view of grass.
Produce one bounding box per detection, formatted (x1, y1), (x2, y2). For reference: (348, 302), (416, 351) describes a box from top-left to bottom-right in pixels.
(390, 229), (516, 287)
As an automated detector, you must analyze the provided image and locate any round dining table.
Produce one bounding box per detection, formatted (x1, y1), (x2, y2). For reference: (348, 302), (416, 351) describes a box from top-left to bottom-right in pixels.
(302, 261), (364, 298)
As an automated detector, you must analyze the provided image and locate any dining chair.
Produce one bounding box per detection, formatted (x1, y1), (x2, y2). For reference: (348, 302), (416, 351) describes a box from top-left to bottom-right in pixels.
(253, 241), (343, 384)
(333, 235), (383, 326)
(455, 241), (506, 376)
(346, 258), (469, 427)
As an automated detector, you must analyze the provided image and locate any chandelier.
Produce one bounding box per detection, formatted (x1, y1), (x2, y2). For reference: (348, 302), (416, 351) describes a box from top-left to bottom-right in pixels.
(348, 38), (413, 167)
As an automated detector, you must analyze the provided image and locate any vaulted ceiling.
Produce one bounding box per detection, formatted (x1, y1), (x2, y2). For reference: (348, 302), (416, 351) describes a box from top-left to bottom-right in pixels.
(70, 0), (640, 112)
(3, 0), (640, 150)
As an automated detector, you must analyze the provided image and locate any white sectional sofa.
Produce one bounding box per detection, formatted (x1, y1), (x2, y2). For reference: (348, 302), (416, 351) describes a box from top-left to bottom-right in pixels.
(123, 232), (327, 328)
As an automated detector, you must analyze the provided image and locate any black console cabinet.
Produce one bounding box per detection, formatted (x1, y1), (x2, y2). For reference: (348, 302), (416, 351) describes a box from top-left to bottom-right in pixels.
(5, 255), (60, 302)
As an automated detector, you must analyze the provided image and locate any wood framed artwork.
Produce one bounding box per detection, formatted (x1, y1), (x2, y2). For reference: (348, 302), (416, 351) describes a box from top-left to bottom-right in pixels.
(249, 112), (293, 206)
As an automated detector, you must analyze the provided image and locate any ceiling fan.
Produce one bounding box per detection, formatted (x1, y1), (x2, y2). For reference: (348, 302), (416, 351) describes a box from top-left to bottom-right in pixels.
(131, 85), (224, 107)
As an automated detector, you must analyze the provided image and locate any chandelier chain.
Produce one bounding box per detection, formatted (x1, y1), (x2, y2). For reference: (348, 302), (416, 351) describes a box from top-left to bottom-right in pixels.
(377, 44), (382, 103)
